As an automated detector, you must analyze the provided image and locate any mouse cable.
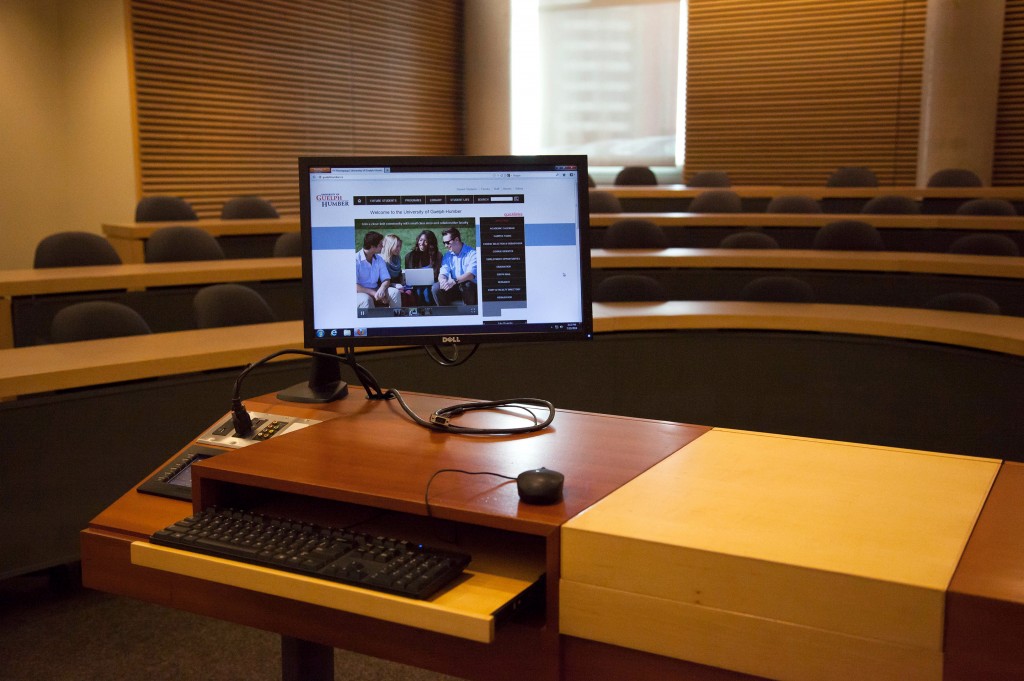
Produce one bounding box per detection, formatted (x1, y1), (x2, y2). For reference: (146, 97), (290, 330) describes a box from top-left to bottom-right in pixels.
(424, 468), (516, 521)
(387, 389), (555, 435)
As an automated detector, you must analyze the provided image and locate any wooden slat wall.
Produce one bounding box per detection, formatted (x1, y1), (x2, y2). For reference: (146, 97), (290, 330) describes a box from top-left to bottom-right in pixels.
(995, 1), (1024, 186)
(685, 0), (925, 186)
(129, 0), (464, 218)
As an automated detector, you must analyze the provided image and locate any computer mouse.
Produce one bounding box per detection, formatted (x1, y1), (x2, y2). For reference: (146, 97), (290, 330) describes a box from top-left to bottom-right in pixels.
(516, 467), (564, 505)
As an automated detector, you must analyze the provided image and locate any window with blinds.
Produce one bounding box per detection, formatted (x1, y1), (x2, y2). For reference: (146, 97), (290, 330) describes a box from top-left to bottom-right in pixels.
(129, 0), (464, 218)
(685, 0), (925, 186)
(995, 1), (1024, 186)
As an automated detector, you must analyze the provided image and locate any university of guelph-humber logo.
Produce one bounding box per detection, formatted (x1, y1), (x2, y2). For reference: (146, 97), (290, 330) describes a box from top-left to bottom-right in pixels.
(316, 193), (349, 207)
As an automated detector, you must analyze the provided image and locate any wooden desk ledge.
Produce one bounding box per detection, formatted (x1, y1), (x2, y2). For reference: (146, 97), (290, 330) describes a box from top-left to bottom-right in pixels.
(589, 211), (1024, 231)
(0, 258), (300, 297)
(4, 303), (1023, 400)
(590, 248), (1024, 278)
(592, 301), (1024, 357)
(0, 320), (304, 398)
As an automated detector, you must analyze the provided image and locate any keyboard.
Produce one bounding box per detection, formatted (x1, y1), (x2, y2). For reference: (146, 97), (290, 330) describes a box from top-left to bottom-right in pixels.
(149, 507), (472, 600)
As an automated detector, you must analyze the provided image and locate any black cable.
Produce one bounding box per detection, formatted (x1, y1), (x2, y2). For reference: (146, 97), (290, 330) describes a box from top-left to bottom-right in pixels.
(423, 468), (516, 520)
(230, 347), (555, 437)
(387, 389), (554, 435)
(425, 343), (479, 366)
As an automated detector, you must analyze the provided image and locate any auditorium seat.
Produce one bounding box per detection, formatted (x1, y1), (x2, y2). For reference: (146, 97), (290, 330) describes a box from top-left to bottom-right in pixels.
(925, 292), (1001, 315)
(861, 195), (920, 214)
(614, 166), (658, 186)
(145, 225), (226, 262)
(589, 190), (623, 213)
(49, 301), (151, 343)
(689, 189), (743, 213)
(812, 220), (885, 251)
(718, 231), (780, 249)
(927, 168), (984, 187)
(826, 166), (878, 187)
(740, 276), (815, 302)
(193, 284), (277, 328)
(765, 195), (822, 213)
(604, 219), (669, 249)
(220, 195), (279, 219)
(34, 231), (122, 268)
(687, 170), (731, 187)
(594, 274), (669, 302)
(135, 196), (198, 222)
(955, 198), (1018, 216)
(947, 233), (1021, 256)
(273, 232), (302, 257)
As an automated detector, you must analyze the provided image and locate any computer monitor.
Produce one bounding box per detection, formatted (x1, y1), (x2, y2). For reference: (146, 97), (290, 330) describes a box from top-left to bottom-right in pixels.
(298, 155), (593, 351)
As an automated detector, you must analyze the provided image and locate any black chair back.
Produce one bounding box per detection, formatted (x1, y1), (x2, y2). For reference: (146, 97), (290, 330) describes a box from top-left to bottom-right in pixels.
(826, 166), (878, 187)
(719, 231), (780, 249)
(145, 226), (226, 262)
(614, 166), (657, 186)
(135, 196), (198, 222)
(813, 220), (885, 251)
(34, 232), (122, 268)
(589, 190), (622, 213)
(948, 233), (1020, 256)
(925, 292), (1001, 315)
(221, 196), (279, 219)
(740, 276), (815, 302)
(50, 301), (151, 343)
(273, 232), (302, 257)
(955, 198), (1017, 216)
(594, 275), (669, 302)
(689, 190), (743, 213)
(765, 195), (822, 214)
(194, 284), (277, 328)
(604, 220), (668, 249)
(687, 170), (731, 187)
(861, 195), (920, 214)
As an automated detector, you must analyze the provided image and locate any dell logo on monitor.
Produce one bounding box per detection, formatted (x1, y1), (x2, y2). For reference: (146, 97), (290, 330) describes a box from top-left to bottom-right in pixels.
(441, 336), (462, 344)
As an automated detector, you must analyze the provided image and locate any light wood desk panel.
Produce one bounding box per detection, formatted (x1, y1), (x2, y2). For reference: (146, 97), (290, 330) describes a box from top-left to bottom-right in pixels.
(102, 217), (299, 262)
(561, 428), (1000, 680)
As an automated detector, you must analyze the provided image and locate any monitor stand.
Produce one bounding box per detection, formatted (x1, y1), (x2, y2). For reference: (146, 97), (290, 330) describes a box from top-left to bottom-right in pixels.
(277, 348), (349, 403)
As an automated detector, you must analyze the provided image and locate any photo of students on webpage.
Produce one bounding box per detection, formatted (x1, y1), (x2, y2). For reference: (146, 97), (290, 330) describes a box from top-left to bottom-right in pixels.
(433, 227), (478, 306)
(354, 230), (401, 309)
(404, 229), (442, 306)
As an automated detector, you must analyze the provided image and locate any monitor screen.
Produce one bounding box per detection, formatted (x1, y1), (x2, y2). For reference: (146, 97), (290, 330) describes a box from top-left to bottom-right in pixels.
(299, 155), (593, 348)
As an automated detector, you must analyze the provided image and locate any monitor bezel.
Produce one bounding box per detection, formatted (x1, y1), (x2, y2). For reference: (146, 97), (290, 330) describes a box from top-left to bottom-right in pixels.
(298, 154), (593, 349)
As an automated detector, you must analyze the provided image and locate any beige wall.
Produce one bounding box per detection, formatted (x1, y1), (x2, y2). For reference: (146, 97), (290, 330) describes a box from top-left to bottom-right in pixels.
(0, 0), (135, 270)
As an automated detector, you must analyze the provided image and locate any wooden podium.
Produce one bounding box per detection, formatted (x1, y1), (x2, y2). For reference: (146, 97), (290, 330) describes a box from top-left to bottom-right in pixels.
(81, 390), (1024, 680)
(81, 390), (706, 681)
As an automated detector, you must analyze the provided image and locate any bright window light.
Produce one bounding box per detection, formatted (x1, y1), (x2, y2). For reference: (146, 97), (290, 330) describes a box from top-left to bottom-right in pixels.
(511, 0), (682, 168)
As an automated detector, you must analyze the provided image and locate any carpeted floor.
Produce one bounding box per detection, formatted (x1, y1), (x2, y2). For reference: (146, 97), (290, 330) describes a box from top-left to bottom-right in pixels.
(0, 566), (465, 681)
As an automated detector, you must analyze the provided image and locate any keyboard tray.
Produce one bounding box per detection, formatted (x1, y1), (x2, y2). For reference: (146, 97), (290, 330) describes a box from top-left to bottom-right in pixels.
(131, 541), (537, 642)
